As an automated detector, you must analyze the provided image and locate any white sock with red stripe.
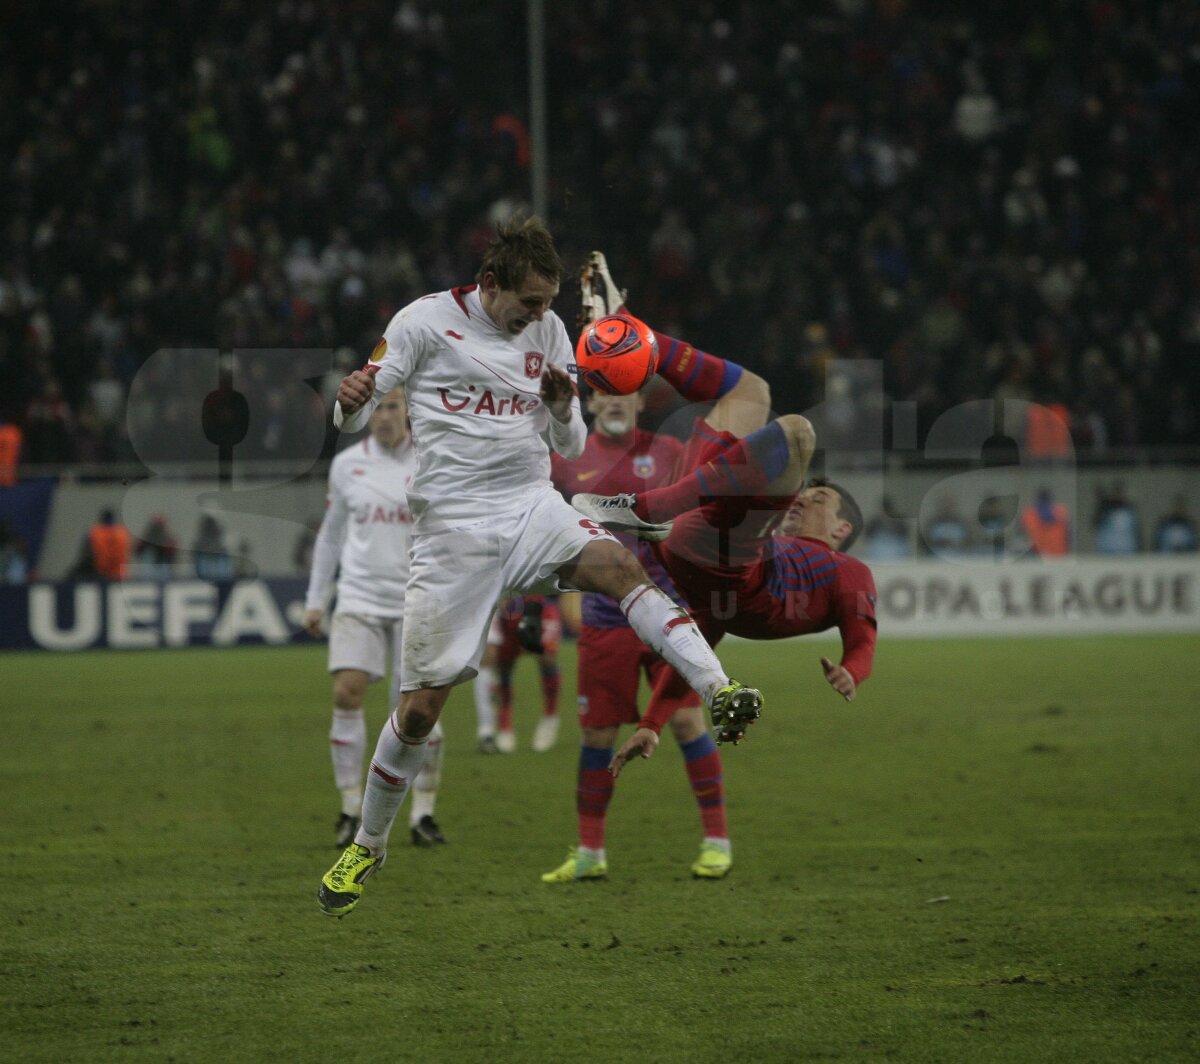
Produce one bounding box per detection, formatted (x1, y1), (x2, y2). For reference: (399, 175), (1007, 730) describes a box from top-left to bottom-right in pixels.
(329, 707), (366, 816)
(355, 710), (429, 855)
(474, 665), (498, 737)
(620, 584), (727, 705)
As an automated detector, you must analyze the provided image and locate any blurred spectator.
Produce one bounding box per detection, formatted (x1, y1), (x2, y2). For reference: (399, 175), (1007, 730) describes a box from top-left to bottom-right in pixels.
(193, 514), (234, 582)
(133, 514), (178, 580)
(1153, 495), (1198, 554)
(80, 508), (131, 581)
(24, 380), (73, 465)
(1092, 482), (1140, 554)
(0, 1), (1197, 463)
(923, 498), (969, 559)
(862, 498), (911, 562)
(0, 518), (29, 583)
(0, 416), (21, 487)
(233, 538), (257, 580)
(1024, 401), (1072, 465)
(978, 495), (1018, 557)
(1021, 488), (1071, 557)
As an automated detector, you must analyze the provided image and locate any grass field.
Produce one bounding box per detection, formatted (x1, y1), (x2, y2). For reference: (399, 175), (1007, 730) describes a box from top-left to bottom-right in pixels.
(2, 635), (1198, 1063)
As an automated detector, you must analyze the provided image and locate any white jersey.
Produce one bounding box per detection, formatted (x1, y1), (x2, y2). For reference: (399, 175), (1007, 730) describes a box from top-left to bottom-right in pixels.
(305, 436), (417, 618)
(335, 285), (585, 529)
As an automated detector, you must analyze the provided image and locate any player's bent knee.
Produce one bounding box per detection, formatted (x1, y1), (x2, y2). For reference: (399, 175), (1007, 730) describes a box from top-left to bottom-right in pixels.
(332, 669), (369, 708)
(776, 413), (816, 462)
(397, 689), (448, 738)
(566, 539), (646, 598)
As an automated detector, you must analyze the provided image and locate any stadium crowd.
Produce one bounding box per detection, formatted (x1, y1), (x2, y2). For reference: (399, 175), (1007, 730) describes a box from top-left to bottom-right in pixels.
(1, 0), (1198, 470)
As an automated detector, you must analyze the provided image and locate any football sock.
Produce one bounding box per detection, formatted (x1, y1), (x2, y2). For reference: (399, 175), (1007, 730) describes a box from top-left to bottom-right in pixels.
(540, 661), (560, 717)
(680, 732), (729, 840)
(577, 745), (615, 850)
(653, 330), (744, 402)
(621, 584), (726, 705)
(474, 665), (498, 737)
(635, 420), (790, 521)
(356, 710), (428, 855)
(329, 706), (366, 816)
(409, 721), (443, 825)
(498, 670), (513, 733)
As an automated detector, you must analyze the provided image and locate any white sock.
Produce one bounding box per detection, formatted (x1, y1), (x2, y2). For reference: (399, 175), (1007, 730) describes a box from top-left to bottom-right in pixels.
(621, 584), (727, 704)
(409, 721), (443, 825)
(704, 836), (732, 854)
(356, 710), (428, 855)
(474, 666), (498, 737)
(329, 707), (366, 815)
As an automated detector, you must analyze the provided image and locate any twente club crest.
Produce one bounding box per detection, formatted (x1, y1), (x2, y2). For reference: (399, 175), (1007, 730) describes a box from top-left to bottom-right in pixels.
(524, 351), (544, 378)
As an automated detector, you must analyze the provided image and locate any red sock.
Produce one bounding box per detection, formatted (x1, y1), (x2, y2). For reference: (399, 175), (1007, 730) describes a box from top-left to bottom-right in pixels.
(680, 733), (728, 839)
(577, 746), (614, 849)
(540, 664), (560, 717)
(653, 330), (742, 403)
(498, 671), (513, 731)
(635, 433), (771, 521)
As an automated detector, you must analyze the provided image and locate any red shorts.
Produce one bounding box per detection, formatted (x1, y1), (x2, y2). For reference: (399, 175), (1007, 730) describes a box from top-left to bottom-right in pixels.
(576, 624), (699, 729)
(489, 599), (562, 666)
(658, 420), (792, 623)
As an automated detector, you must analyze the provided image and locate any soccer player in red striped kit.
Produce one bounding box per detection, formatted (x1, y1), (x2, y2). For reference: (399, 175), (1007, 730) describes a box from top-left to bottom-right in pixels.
(572, 253), (878, 776)
(541, 388), (735, 881)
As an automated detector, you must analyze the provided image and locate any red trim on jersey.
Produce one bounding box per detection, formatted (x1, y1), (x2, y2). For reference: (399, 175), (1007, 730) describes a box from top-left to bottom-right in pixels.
(361, 363), (380, 376)
(451, 284), (478, 316)
(663, 615), (692, 633)
(363, 437), (371, 454)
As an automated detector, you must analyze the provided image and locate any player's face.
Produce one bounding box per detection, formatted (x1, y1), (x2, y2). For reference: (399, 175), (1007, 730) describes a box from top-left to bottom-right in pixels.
(587, 392), (642, 437)
(778, 485), (852, 548)
(369, 388), (409, 447)
(480, 270), (559, 336)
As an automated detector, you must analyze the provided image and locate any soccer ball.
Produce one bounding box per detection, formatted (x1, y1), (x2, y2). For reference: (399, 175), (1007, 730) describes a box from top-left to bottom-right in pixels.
(574, 313), (658, 395)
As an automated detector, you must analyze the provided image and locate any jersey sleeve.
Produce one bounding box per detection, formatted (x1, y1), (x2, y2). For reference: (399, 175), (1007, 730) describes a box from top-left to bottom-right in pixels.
(304, 460), (352, 611)
(836, 559), (878, 686)
(542, 313), (586, 458)
(334, 309), (424, 432)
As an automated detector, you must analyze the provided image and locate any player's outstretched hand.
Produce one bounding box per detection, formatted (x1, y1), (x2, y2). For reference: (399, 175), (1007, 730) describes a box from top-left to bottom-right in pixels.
(540, 364), (575, 421)
(337, 369), (376, 414)
(302, 608), (324, 638)
(609, 727), (658, 778)
(821, 656), (856, 701)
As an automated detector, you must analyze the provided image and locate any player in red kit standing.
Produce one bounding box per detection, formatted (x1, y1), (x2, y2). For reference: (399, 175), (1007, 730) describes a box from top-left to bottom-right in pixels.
(571, 254), (878, 772)
(540, 389), (734, 881)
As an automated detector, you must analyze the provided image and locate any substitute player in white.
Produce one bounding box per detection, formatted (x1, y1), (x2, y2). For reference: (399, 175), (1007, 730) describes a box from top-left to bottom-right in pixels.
(303, 389), (447, 850)
(318, 216), (763, 917)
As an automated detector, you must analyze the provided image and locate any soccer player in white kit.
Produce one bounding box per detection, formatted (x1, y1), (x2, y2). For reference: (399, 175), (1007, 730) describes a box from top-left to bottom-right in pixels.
(318, 216), (763, 917)
(303, 389), (446, 851)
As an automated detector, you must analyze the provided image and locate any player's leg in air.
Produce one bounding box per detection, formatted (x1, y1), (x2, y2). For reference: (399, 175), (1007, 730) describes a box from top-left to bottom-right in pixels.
(388, 638), (447, 847)
(576, 250), (816, 531)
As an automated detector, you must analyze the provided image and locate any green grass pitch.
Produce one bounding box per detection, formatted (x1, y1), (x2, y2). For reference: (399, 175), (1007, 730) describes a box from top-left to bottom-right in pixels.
(2, 635), (1197, 1063)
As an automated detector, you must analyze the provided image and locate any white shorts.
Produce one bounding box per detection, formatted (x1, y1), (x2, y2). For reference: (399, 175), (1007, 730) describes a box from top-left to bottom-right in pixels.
(328, 612), (403, 683)
(400, 487), (615, 690)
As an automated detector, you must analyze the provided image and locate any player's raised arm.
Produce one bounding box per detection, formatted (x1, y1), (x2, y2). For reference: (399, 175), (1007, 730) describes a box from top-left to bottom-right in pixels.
(334, 370), (377, 430)
(541, 363), (586, 459)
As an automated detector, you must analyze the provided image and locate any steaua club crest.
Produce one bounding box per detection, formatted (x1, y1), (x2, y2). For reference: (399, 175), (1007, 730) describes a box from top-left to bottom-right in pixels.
(633, 454), (656, 479)
(524, 351), (545, 378)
